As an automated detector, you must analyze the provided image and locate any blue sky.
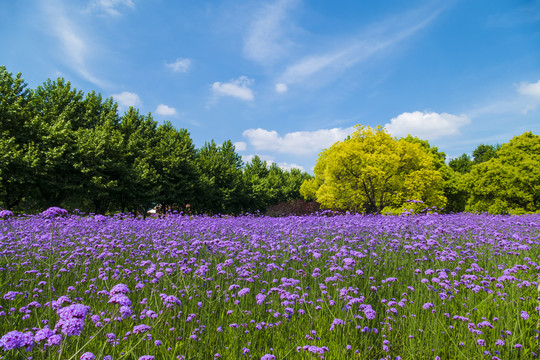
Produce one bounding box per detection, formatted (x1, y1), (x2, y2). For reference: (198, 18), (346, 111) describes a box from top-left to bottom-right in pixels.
(1, 0), (539, 173)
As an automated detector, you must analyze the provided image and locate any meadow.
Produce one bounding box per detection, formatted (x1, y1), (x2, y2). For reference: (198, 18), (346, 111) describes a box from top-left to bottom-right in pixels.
(0, 209), (538, 359)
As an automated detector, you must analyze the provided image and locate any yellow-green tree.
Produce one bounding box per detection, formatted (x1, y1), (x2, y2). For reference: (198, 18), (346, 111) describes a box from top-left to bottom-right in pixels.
(301, 125), (446, 213)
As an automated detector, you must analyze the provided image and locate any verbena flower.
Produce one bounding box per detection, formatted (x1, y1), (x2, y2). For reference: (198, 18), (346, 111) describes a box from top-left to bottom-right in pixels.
(0, 330), (34, 351)
(80, 352), (96, 360)
(42, 207), (68, 217)
(110, 284), (129, 295)
(0, 210), (14, 218)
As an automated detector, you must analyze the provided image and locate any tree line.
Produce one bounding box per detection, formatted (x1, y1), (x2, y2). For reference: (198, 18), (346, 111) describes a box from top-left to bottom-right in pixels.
(0, 66), (312, 215)
(300, 126), (539, 215)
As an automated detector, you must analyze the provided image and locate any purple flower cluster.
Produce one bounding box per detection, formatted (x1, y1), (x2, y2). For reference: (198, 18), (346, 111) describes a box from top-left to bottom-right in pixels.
(54, 304), (90, 336)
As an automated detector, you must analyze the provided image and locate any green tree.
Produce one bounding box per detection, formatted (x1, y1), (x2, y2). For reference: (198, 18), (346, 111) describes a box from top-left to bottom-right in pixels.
(243, 156), (271, 212)
(472, 144), (500, 164)
(303, 125), (446, 213)
(0, 66), (38, 210)
(449, 154), (472, 174)
(117, 107), (159, 214)
(74, 119), (126, 214)
(31, 78), (86, 207)
(153, 121), (199, 213)
(196, 140), (244, 214)
(463, 132), (540, 214)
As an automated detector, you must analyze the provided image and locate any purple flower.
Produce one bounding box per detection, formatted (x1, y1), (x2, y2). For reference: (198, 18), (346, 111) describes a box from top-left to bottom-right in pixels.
(363, 307), (376, 320)
(422, 303), (434, 310)
(57, 304), (90, 319)
(42, 207), (68, 217)
(0, 210), (13, 218)
(138, 356), (155, 360)
(133, 324), (151, 334)
(34, 326), (54, 343)
(110, 284), (129, 295)
(46, 334), (63, 347)
(0, 331), (34, 351)
(261, 355), (276, 360)
(520, 311), (529, 320)
(477, 339), (486, 346)
(80, 352), (96, 360)
(256, 293), (266, 305)
(161, 294), (181, 308)
(108, 294), (132, 307)
(55, 317), (86, 337)
(238, 288), (250, 297)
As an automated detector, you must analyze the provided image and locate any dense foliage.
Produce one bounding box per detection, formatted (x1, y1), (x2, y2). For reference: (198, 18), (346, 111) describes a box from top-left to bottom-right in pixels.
(0, 210), (538, 359)
(0, 66), (311, 215)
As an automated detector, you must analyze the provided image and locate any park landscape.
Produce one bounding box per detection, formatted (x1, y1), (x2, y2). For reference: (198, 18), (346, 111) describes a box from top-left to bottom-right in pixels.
(2, 1), (540, 359)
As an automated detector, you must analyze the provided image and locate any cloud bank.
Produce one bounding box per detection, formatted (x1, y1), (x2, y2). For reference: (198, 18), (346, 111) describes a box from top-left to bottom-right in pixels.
(384, 111), (470, 141)
(242, 127), (354, 155)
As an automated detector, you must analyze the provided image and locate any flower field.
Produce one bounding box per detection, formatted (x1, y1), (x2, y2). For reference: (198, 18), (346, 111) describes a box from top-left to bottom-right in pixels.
(0, 210), (539, 359)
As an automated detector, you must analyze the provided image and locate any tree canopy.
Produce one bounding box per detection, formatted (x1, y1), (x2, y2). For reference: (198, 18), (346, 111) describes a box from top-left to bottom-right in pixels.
(462, 132), (540, 214)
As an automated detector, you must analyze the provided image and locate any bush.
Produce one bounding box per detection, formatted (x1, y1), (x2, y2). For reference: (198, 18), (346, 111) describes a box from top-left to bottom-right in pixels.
(265, 199), (320, 217)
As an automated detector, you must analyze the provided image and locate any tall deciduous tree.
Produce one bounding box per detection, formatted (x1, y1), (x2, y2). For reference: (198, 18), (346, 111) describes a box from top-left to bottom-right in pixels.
(196, 140), (244, 214)
(153, 121), (199, 213)
(302, 125), (446, 213)
(32, 78), (86, 207)
(0, 66), (38, 209)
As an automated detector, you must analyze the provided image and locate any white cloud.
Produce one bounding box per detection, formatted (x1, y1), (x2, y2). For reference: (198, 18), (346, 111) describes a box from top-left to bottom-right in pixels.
(278, 5), (443, 85)
(234, 141), (247, 151)
(155, 104), (177, 116)
(42, 0), (109, 88)
(384, 111), (470, 141)
(112, 92), (142, 108)
(166, 58), (192, 73)
(244, 0), (297, 64)
(212, 76), (254, 101)
(242, 127), (355, 155)
(90, 0), (135, 16)
(518, 80), (540, 98)
(275, 83), (288, 93)
(277, 162), (305, 172)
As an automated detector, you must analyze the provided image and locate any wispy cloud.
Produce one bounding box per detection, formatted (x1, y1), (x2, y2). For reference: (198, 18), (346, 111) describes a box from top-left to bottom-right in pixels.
(275, 83), (288, 93)
(518, 80), (540, 98)
(243, 0), (298, 65)
(467, 79), (540, 117)
(90, 0), (135, 17)
(384, 111), (470, 142)
(212, 76), (255, 101)
(155, 104), (177, 116)
(278, 4), (444, 85)
(242, 127), (354, 155)
(42, 0), (110, 88)
(166, 58), (192, 73)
